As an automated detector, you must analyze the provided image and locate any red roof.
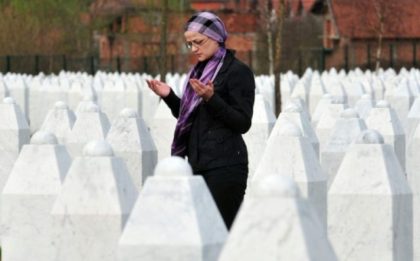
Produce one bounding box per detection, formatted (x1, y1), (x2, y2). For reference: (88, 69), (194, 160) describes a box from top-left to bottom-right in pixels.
(330, 0), (420, 39)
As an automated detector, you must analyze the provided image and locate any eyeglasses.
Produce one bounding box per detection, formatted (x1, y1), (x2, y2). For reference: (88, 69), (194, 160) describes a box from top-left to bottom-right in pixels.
(185, 37), (209, 49)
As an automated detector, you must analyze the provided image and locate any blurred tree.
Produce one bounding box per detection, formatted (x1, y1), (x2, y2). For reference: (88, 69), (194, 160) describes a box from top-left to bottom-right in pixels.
(0, 0), (94, 55)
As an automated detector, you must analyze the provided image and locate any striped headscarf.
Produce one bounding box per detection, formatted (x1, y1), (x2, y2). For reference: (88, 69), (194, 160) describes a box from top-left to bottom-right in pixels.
(171, 12), (228, 157)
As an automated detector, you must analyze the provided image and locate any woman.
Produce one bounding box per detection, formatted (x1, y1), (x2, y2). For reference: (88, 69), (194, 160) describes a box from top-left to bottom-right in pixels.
(146, 11), (255, 229)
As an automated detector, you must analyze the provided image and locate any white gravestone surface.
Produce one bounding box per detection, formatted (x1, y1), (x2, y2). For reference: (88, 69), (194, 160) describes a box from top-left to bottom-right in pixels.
(40, 101), (76, 144)
(279, 102), (319, 157)
(311, 93), (333, 128)
(407, 123), (420, 261)
(365, 100), (406, 171)
(354, 93), (374, 119)
(0, 97), (31, 242)
(328, 130), (412, 261)
(252, 119), (327, 227)
(407, 96), (420, 142)
(51, 140), (138, 261)
(384, 78), (414, 131)
(66, 103), (110, 158)
(2, 131), (71, 261)
(320, 108), (366, 187)
(150, 100), (177, 161)
(315, 102), (347, 153)
(219, 175), (337, 261)
(118, 156), (227, 261)
(107, 108), (157, 190)
(243, 94), (276, 183)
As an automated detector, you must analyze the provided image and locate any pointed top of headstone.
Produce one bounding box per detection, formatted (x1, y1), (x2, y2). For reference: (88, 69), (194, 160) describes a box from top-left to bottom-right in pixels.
(82, 140), (114, 157)
(54, 101), (68, 110)
(376, 100), (390, 108)
(250, 175), (300, 198)
(340, 108), (359, 118)
(154, 156), (193, 177)
(119, 108), (138, 118)
(355, 129), (384, 144)
(81, 102), (99, 113)
(361, 93), (372, 100)
(277, 118), (302, 137)
(30, 131), (58, 145)
(284, 102), (302, 113)
(3, 96), (15, 104)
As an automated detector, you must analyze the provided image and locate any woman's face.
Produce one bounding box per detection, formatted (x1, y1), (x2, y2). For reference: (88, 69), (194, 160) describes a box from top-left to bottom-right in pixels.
(184, 31), (220, 62)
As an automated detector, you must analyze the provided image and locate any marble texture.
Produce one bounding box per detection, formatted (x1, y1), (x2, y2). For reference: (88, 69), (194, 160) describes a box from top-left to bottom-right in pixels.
(66, 103), (110, 157)
(40, 101), (76, 144)
(315, 102), (347, 153)
(407, 123), (420, 261)
(354, 94), (374, 119)
(279, 102), (319, 157)
(320, 109), (366, 187)
(365, 100), (406, 171)
(308, 72), (326, 115)
(0, 98), (30, 243)
(29, 79), (67, 133)
(150, 100), (177, 161)
(51, 140), (138, 261)
(100, 80), (128, 122)
(243, 94), (276, 183)
(407, 96), (420, 141)
(311, 93), (333, 127)
(118, 156), (227, 261)
(384, 78), (414, 131)
(252, 118), (327, 227)
(107, 108), (157, 190)
(2, 131), (71, 261)
(328, 130), (412, 261)
(342, 80), (364, 107)
(219, 175), (337, 261)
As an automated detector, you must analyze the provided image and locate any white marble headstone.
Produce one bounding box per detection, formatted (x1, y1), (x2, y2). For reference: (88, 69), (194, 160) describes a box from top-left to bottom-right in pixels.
(320, 108), (366, 187)
(219, 175), (337, 261)
(243, 94), (276, 183)
(40, 101), (76, 144)
(252, 118), (327, 227)
(51, 140), (138, 261)
(107, 108), (157, 190)
(365, 100), (405, 171)
(328, 130), (412, 261)
(118, 156), (227, 261)
(66, 103), (110, 157)
(150, 100), (177, 161)
(2, 131), (71, 261)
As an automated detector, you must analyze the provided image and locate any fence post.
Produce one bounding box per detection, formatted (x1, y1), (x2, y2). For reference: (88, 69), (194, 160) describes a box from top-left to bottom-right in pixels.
(298, 50), (302, 76)
(90, 56), (95, 75)
(344, 45), (349, 72)
(413, 40), (417, 67)
(117, 56), (121, 73)
(6, 56), (11, 73)
(320, 48), (325, 71)
(143, 56), (148, 73)
(367, 43), (371, 70)
(62, 55), (67, 71)
(389, 43), (394, 68)
(34, 55), (40, 75)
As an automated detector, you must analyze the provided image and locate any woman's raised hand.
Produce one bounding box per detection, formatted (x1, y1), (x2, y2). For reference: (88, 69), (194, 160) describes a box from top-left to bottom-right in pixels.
(189, 79), (214, 102)
(146, 79), (171, 98)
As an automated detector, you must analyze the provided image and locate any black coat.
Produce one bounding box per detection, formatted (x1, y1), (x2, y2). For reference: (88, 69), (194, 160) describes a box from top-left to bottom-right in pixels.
(163, 49), (255, 172)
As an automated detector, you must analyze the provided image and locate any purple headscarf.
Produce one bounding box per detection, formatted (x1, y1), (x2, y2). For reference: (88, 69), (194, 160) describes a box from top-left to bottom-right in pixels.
(171, 12), (228, 157)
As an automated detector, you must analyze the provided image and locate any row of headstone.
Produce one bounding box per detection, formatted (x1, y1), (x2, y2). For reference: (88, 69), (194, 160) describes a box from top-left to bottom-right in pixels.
(0, 67), (419, 260)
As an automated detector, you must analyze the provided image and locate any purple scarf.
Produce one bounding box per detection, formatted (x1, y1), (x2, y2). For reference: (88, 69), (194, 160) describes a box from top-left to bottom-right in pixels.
(171, 47), (226, 156)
